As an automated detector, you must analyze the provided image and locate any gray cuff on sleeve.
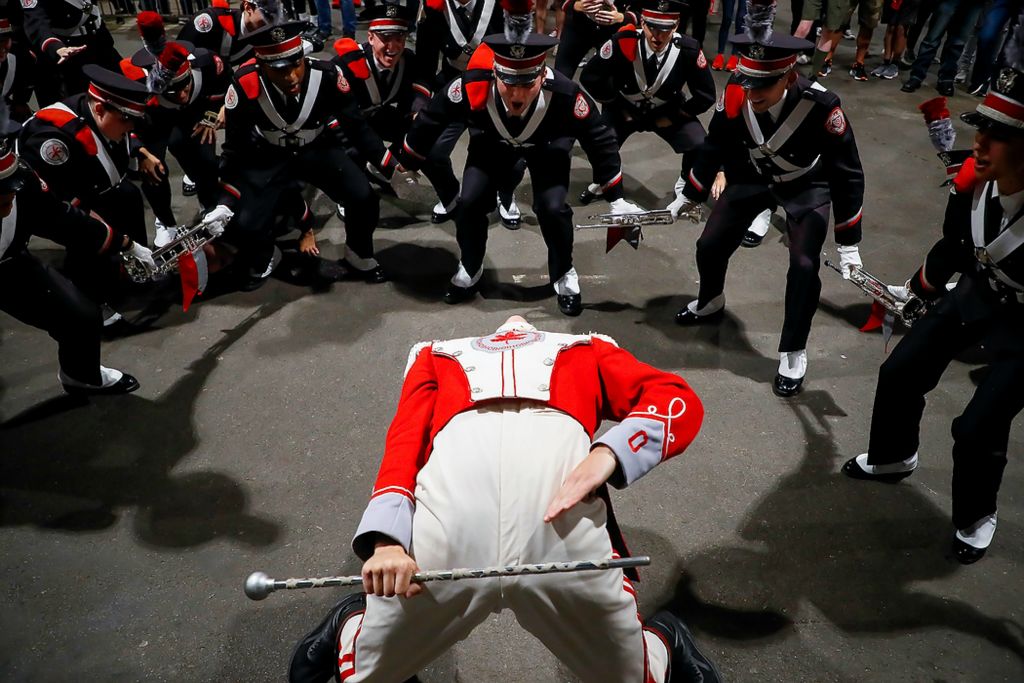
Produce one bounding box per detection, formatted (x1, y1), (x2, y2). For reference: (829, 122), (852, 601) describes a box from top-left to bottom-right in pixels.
(593, 416), (667, 487)
(351, 491), (416, 560)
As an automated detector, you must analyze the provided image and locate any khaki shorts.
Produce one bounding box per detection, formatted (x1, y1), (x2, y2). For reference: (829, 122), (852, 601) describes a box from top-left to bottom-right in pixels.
(846, 0), (883, 29)
(802, 0), (848, 30)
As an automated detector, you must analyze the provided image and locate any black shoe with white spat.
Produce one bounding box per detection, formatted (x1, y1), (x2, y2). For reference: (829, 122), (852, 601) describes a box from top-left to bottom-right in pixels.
(645, 610), (722, 683)
(289, 592), (366, 683)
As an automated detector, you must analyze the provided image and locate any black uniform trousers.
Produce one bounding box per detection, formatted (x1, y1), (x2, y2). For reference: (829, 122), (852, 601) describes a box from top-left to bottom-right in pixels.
(0, 251), (103, 385)
(223, 140), (379, 273)
(609, 110), (705, 178)
(139, 123), (220, 227)
(695, 184), (829, 352)
(553, 16), (617, 78)
(457, 137), (573, 284)
(866, 273), (1024, 530)
(34, 28), (122, 106)
(64, 181), (147, 305)
(430, 119), (522, 209)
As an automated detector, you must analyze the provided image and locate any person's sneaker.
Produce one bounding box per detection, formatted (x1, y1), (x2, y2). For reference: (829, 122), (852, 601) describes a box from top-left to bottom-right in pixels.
(901, 78), (922, 93)
(936, 81), (954, 96)
(101, 303), (123, 327)
(954, 67), (968, 83)
(969, 82), (988, 97)
(844, 28), (855, 40)
(817, 59), (833, 78)
(900, 51), (915, 68)
(870, 62), (888, 78)
(711, 53), (725, 70)
(796, 53), (810, 65)
(725, 54), (738, 71)
(849, 63), (868, 81)
(881, 62), (900, 80)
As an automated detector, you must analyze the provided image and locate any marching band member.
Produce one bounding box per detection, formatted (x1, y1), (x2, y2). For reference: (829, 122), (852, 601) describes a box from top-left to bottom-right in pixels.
(0, 119), (150, 395)
(396, 28), (630, 316)
(178, 0), (283, 65)
(578, 0), (715, 208)
(843, 37), (1024, 565)
(218, 21), (401, 290)
(21, 0), (121, 105)
(553, 0), (637, 77)
(289, 314), (719, 683)
(0, 16), (35, 122)
(18, 65), (152, 323)
(672, 1), (866, 398)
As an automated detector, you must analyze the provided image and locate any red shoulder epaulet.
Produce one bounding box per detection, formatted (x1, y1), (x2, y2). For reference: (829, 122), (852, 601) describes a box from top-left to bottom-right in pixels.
(426, 0), (444, 11)
(238, 68), (260, 99)
(952, 156), (978, 194)
(119, 57), (147, 83)
(333, 37), (370, 79)
(211, 0), (229, 7)
(217, 12), (236, 36)
(465, 44), (494, 111)
(35, 107), (98, 156)
(724, 82), (745, 119)
(34, 107), (77, 128)
(615, 24), (638, 62)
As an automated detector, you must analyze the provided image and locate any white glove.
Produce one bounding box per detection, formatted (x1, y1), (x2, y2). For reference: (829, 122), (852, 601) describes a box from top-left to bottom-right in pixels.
(666, 195), (703, 223)
(128, 241), (156, 273)
(201, 204), (234, 237)
(609, 198), (643, 215)
(886, 284), (911, 302)
(837, 245), (863, 280)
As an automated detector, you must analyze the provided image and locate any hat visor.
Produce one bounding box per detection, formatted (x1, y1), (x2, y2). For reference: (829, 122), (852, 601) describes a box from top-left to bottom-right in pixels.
(733, 70), (788, 90)
(261, 54), (304, 69)
(960, 109), (1024, 133)
(642, 18), (678, 30)
(494, 69), (543, 86)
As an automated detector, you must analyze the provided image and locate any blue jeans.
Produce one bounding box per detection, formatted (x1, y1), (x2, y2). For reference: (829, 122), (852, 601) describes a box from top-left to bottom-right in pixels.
(909, 0), (985, 84)
(970, 0), (1012, 90)
(340, 0), (356, 35)
(717, 0), (748, 54)
(314, 0), (334, 34)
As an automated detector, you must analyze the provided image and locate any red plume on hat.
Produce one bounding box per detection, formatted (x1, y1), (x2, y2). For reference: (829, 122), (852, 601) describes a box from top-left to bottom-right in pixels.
(137, 11), (167, 55)
(147, 41), (191, 94)
(501, 0), (534, 43)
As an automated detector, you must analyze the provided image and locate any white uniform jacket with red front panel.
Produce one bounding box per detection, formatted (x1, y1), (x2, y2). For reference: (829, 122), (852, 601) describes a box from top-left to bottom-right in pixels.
(352, 324), (704, 559)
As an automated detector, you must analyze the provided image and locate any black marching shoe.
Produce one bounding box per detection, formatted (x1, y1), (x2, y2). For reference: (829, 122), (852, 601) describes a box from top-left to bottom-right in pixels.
(741, 230), (764, 248)
(181, 177), (197, 196)
(644, 610), (722, 683)
(339, 260), (388, 284)
(288, 592), (367, 683)
(431, 207), (450, 224)
(841, 456), (915, 483)
(578, 187), (600, 205)
(444, 282), (478, 304)
(62, 373), (140, 396)
(557, 293), (583, 316)
(951, 536), (986, 565)
(901, 78), (922, 93)
(772, 373), (803, 397)
(674, 306), (724, 326)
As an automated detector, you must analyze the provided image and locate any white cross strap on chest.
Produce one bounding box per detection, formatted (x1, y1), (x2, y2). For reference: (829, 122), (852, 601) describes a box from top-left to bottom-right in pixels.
(256, 68), (325, 146)
(432, 331), (591, 402)
(365, 58), (406, 109)
(743, 95), (820, 182)
(971, 181), (1024, 291)
(2, 54), (16, 99)
(446, 0), (495, 54)
(485, 73), (551, 146)
(49, 102), (124, 189)
(626, 36), (679, 107)
(0, 196), (16, 262)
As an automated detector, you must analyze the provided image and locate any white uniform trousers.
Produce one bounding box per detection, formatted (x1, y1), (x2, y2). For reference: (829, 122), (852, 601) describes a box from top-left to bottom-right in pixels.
(338, 401), (668, 682)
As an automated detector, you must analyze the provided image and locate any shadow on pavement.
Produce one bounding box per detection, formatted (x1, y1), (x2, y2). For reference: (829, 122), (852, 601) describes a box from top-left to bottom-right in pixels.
(0, 301), (286, 549)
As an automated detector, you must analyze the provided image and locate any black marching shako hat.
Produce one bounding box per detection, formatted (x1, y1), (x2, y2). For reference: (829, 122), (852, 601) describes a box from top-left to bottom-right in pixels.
(244, 20), (307, 68)
(83, 64), (153, 118)
(367, 1), (416, 33)
(962, 13), (1024, 135)
(729, 0), (813, 89)
(639, 0), (686, 30)
(484, 33), (557, 85)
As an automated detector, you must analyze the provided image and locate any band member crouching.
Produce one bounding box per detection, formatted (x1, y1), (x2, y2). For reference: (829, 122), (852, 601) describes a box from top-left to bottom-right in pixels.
(672, 2), (865, 398)
(842, 48), (1024, 565)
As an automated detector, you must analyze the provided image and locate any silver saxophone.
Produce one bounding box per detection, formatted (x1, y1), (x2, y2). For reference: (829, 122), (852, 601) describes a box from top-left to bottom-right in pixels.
(824, 260), (928, 325)
(122, 220), (221, 283)
(575, 209), (677, 230)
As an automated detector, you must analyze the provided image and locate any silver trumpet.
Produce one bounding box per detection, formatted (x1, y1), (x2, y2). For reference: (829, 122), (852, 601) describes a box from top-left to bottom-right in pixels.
(575, 209), (675, 230)
(824, 260), (927, 325)
(244, 556), (651, 601)
(122, 220), (221, 283)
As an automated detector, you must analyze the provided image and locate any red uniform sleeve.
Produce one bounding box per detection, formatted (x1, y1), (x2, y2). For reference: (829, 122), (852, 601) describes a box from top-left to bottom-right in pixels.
(351, 344), (438, 559)
(590, 337), (704, 487)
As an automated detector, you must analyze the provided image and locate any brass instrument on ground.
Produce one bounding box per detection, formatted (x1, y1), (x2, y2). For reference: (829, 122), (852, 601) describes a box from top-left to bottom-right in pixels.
(574, 209), (676, 230)
(825, 260), (927, 326)
(122, 221), (221, 283)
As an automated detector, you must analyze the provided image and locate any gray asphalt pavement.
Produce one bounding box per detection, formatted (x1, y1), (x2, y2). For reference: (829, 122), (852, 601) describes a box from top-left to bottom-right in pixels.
(1, 16), (1023, 683)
